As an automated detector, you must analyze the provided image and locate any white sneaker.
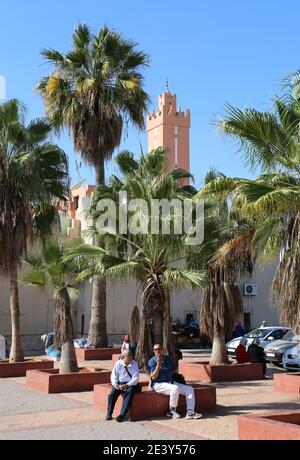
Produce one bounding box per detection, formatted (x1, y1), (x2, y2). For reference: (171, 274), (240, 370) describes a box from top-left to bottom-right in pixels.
(186, 411), (203, 420)
(166, 408), (181, 419)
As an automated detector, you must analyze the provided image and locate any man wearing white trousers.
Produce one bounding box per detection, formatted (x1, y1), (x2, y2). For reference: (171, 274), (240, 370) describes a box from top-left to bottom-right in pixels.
(148, 343), (202, 420)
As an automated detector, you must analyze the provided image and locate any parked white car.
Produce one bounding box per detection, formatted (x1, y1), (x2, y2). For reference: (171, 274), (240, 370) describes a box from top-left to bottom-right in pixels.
(282, 342), (300, 371)
(264, 329), (297, 366)
(226, 327), (290, 357)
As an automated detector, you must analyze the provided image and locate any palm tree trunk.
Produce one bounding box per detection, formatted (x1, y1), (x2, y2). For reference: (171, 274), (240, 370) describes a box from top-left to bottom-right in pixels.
(130, 304), (140, 345)
(59, 302), (79, 374)
(152, 313), (163, 345)
(88, 160), (108, 348)
(162, 290), (174, 357)
(209, 329), (229, 366)
(135, 293), (153, 370)
(135, 286), (172, 370)
(89, 275), (107, 347)
(9, 263), (24, 363)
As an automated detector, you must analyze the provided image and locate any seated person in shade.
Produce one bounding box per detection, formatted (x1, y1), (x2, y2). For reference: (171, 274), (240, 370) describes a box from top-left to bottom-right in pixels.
(235, 337), (249, 364)
(41, 332), (54, 350)
(106, 349), (140, 423)
(247, 337), (266, 375)
(148, 343), (202, 420)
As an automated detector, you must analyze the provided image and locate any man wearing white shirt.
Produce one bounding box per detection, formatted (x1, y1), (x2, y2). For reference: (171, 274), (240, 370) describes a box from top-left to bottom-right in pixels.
(106, 349), (140, 422)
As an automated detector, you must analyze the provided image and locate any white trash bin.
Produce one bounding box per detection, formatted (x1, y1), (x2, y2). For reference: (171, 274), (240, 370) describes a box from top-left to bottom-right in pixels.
(0, 335), (6, 360)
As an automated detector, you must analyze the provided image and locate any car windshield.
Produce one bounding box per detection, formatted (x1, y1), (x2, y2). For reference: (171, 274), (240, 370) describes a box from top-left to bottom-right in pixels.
(282, 330), (295, 341)
(246, 328), (273, 338)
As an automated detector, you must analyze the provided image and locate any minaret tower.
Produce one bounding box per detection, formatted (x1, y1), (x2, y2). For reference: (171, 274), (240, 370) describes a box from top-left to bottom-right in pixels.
(147, 84), (191, 176)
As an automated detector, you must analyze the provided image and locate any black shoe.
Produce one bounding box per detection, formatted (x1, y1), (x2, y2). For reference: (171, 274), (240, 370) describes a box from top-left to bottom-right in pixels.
(105, 415), (112, 421)
(116, 415), (125, 422)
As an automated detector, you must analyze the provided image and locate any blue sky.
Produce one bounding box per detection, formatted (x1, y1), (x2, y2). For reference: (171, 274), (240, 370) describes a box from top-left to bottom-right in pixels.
(1, 0), (300, 188)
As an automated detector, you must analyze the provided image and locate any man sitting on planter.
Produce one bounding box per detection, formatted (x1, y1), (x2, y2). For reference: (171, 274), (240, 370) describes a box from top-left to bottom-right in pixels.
(148, 343), (202, 420)
(106, 349), (140, 423)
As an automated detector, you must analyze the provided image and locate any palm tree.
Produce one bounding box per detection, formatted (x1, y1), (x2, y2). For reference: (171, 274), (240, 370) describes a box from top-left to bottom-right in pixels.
(22, 238), (81, 373)
(0, 99), (69, 362)
(66, 148), (208, 369)
(199, 83), (300, 335)
(192, 170), (255, 365)
(130, 305), (140, 345)
(36, 24), (150, 348)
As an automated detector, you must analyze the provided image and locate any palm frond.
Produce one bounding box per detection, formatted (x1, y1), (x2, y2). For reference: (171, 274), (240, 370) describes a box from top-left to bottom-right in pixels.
(161, 269), (208, 289)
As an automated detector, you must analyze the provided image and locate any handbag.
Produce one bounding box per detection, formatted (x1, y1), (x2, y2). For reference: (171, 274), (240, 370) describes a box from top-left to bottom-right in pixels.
(172, 372), (186, 385)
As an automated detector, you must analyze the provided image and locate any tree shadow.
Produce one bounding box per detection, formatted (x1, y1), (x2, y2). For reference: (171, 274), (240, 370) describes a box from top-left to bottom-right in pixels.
(199, 400), (300, 419)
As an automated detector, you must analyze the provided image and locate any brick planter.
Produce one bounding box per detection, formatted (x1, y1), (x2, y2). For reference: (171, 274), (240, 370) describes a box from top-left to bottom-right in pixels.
(0, 359), (54, 378)
(26, 367), (111, 393)
(238, 410), (300, 440)
(94, 382), (216, 421)
(274, 372), (300, 395)
(179, 361), (264, 383)
(75, 348), (121, 361)
(112, 354), (121, 366)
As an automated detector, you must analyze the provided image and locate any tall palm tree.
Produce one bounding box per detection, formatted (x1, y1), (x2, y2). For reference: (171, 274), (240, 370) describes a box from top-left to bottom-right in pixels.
(22, 237), (82, 374)
(66, 148), (208, 369)
(36, 24), (150, 348)
(199, 84), (300, 335)
(0, 99), (69, 362)
(192, 170), (255, 365)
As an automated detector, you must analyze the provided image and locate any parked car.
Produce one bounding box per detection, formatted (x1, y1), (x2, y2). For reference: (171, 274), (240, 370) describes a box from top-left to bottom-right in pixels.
(282, 342), (300, 371)
(226, 326), (290, 357)
(264, 329), (297, 366)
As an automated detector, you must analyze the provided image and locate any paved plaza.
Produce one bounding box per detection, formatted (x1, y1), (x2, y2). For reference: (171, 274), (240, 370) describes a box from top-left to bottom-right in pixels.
(0, 350), (300, 440)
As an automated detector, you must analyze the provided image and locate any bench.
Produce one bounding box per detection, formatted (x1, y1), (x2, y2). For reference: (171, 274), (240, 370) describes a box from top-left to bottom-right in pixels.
(274, 372), (300, 395)
(75, 348), (121, 361)
(238, 410), (300, 440)
(179, 360), (264, 382)
(111, 354), (121, 366)
(93, 381), (216, 421)
(0, 359), (54, 378)
(26, 368), (111, 393)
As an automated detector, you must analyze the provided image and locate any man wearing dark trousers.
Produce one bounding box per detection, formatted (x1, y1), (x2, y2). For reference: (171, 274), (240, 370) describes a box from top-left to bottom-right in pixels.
(106, 349), (140, 422)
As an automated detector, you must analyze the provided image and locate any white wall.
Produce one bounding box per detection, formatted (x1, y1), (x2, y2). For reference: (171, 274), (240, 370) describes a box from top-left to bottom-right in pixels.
(0, 261), (281, 350)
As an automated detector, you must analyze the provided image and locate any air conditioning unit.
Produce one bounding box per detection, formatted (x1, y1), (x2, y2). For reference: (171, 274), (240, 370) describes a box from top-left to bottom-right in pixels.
(243, 283), (257, 296)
